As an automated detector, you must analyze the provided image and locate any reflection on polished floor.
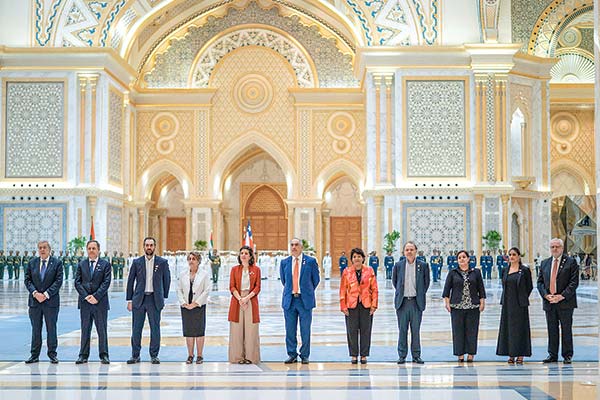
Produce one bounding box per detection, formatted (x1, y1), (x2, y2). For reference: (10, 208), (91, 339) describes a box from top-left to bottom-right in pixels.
(0, 272), (597, 399)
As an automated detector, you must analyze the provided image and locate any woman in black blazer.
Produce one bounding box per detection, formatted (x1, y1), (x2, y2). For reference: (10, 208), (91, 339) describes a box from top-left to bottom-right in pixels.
(442, 250), (486, 362)
(496, 247), (533, 364)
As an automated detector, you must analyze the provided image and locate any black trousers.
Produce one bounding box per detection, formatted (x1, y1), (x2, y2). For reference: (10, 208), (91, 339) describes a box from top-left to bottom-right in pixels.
(79, 302), (109, 358)
(450, 308), (480, 356)
(545, 305), (574, 359)
(29, 304), (59, 358)
(345, 303), (373, 357)
(131, 295), (162, 358)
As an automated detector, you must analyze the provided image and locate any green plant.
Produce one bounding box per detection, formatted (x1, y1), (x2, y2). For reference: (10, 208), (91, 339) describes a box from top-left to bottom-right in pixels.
(194, 240), (208, 251)
(301, 239), (315, 252)
(67, 236), (87, 254)
(482, 230), (502, 252)
(383, 230), (401, 254)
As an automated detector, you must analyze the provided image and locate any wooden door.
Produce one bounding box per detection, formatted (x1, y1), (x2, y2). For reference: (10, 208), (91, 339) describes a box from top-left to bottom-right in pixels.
(330, 217), (362, 273)
(166, 217), (186, 251)
(243, 186), (288, 250)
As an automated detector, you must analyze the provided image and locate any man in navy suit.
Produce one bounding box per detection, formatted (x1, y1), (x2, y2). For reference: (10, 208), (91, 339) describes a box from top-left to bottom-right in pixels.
(537, 238), (579, 364)
(74, 240), (112, 364)
(126, 237), (171, 364)
(393, 241), (430, 364)
(280, 238), (320, 364)
(24, 240), (63, 364)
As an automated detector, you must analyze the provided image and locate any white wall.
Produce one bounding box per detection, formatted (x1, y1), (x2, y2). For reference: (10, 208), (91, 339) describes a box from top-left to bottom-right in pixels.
(0, 1), (32, 46)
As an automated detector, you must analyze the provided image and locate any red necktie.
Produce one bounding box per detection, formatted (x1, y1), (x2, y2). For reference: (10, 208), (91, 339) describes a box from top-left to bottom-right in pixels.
(293, 257), (299, 294)
(550, 258), (558, 294)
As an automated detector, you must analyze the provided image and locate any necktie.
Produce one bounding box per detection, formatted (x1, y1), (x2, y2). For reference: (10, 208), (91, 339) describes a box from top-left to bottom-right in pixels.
(293, 257), (299, 294)
(550, 258), (558, 294)
(90, 260), (95, 277)
(40, 260), (47, 280)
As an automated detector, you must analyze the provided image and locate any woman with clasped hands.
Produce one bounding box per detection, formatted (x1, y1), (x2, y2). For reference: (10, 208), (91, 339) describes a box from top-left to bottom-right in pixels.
(442, 250), (486, 362)
(339, 247), (379, 364)
(228, 246), (261, 364)
(177, 251), (211, 364)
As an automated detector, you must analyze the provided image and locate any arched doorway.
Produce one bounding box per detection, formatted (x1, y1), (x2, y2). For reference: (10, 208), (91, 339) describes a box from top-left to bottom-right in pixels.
(150, 174), (186, 252)
(243, 185), (288, 251)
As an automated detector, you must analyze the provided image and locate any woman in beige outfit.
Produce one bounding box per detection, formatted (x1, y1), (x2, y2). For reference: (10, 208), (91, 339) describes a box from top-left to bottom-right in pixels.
(228, 246), (261, 364)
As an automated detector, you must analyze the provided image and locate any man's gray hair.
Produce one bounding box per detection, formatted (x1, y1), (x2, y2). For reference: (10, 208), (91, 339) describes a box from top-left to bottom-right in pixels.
(550, 238), (564, 246)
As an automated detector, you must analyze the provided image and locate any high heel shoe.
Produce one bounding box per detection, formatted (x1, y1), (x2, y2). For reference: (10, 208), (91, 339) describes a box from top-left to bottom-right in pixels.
(360, 357), (367, 364)
(516, 357), (524, 365)
(351, 358), (358, 364)
(457, 357), (464, 363)
(466, 356), (474, 363)
(196, 356), (204, 364)
(507, 357), (515, 364)
(186, 356), (194, 364)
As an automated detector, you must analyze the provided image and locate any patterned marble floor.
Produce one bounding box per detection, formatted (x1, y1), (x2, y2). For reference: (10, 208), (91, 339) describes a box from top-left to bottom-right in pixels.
(0, 270), (597, 399)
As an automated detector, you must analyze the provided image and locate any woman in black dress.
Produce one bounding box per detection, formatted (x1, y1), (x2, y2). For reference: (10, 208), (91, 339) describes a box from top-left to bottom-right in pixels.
(496, 247), (533, 364)
(443, 250), (486, 362)
(177, 251), (211, 364)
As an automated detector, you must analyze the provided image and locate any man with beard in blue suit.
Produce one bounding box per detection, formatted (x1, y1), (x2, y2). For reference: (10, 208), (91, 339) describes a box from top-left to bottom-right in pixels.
(24, 240), (63, 364)
(280, 238), (320, 364)
(126, 237), (171, 364)
(74, 240), (112, 364)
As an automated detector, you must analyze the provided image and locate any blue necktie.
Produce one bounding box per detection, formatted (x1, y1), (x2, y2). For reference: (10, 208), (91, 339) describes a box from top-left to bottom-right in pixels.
(40, 260), (47, 280)
(90, 260), (95, 277)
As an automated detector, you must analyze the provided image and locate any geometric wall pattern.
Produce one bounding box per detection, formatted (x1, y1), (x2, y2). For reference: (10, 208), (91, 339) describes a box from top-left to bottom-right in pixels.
(0, 203), (68, 251)
(4, 81), (65, 178)
(402, 202), (471, 256)
(208, 47), (296, 166)
(144, 3), (357, 88)
(106, 206), (123, 252)
(136, 110), (195, 179)
(405, 80), (466, 177)
(311, 111), (365, 178)
(108, 88), (123, 184)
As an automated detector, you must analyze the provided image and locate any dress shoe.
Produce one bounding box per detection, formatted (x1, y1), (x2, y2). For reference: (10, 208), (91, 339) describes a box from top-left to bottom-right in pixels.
(284, 356), (297, 364)
(126, 357), (140, 364)
(412, 357), (424, 364)
(151, 357), (160, 364)
(542, 356), (558, 363)
(100, 355), (110, 365)
(396, 358), (406, 364)
(563, 357), (572, 364)
(49, 356), (59, 364)
(75, 356), (88, 364)
(301, 358), (309, 364)
(24, 356), (39, 364)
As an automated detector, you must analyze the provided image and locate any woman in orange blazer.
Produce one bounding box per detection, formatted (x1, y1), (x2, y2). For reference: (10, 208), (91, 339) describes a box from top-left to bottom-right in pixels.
(228, 245), (261, 364)
(340, 247), (379, 364)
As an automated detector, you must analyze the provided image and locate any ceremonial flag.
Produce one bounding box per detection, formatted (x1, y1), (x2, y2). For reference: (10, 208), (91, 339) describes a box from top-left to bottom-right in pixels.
(244, 220), (254, 249)
(209, 231), (214, 250)
(89, 218), (95, 240)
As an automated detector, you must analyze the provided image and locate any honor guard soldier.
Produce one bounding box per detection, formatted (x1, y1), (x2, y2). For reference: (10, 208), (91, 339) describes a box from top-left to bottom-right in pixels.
(59, 251), (69, 280)
(0, 250), (5, 280)
(22, 251), (32, 277)
(368, 251), (380, 277)
(117, 252), (126, 280)
(469, 251), (477, 269)
(209, 249), (221, 284)
(480, 250), (492, 280)
(76, 251), (85, 277)
(14, 250), (22, 280)
(6, 250), (15, 280)
(111, 251), (120, 279)
(430, 249), (443, 283)
(339, 251), (348, 276)
(446, 251), (455, 272)
(384, 252), (395, 280)
(496, 250), (504, 279)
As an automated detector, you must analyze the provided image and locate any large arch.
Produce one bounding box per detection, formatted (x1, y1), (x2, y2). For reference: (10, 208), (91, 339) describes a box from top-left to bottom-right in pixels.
(313, 159), (365, 199)
(551, 159), (594, 196)
(136, 159), (193, 201)
(209, 131), (298, 199)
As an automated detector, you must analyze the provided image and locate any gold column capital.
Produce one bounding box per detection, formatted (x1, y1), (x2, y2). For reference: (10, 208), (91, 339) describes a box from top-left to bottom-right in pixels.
(475, 194), (484, 206)
(373, 195), (384, 207)
(500, 194), (510, 205)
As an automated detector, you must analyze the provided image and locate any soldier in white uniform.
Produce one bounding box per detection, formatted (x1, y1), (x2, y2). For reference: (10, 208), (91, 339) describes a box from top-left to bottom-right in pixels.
(322, 251), (332, 280)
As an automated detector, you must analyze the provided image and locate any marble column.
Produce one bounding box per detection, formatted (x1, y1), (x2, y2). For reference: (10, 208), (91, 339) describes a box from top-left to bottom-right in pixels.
(374, 196), (384, 255)
(222, 208), (232, 251)
(501, 194), (510, 248)
(315, 207), (323, 265)
(138, 207), (146, 253)
(185, 208), (192, 251)
(475, 195), (484, 257)
(322, 209), (331, 253)
(287, 206), (295, 241)
(87, 196), (97, 240)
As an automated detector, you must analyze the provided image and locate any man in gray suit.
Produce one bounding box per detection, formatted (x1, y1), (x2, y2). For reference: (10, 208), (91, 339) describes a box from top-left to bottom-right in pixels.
(392, 241), (430, 364)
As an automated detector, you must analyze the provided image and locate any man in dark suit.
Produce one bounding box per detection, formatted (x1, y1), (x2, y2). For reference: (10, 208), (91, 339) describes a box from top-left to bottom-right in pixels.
(24, 240), (63, 364)
(74, 240), (112, 364)
(537, 238), (579, 364)
(393, 241), (430, 364)
(280, 238), (320, 364)
(126, 237), (171, 364)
